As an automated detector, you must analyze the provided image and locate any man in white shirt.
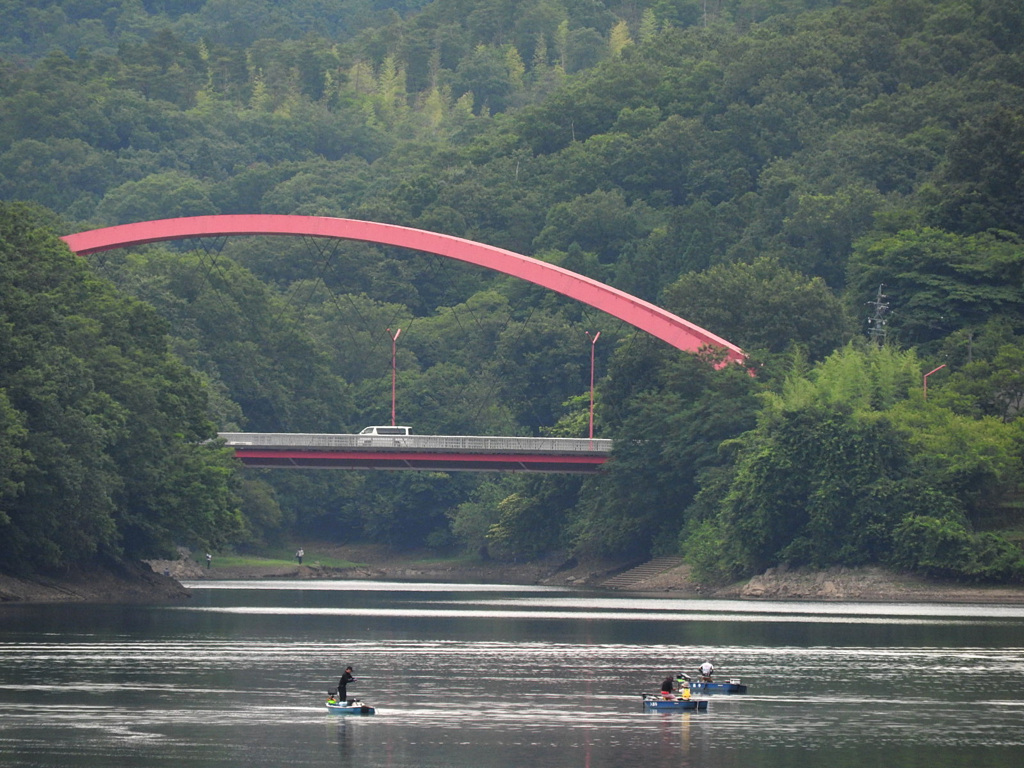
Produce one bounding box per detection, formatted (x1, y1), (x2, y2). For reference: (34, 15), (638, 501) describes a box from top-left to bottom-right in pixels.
(699, 660), (714, 681)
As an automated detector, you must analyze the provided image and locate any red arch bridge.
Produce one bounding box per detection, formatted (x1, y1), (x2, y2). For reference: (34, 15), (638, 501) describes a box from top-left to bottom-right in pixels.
(63, 214), (744, 473)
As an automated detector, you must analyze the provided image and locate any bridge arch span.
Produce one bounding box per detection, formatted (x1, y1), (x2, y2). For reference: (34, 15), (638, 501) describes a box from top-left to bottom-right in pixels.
(62, 215), (745, 363)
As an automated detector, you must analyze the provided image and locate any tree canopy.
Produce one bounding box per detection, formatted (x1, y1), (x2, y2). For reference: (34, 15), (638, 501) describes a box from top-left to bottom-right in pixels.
(2, 0), (1024, 582)
(0, 202), (243, 573)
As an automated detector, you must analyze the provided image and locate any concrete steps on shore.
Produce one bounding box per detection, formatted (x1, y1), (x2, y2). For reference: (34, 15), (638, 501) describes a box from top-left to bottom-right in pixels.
(601, 557), (685, 589)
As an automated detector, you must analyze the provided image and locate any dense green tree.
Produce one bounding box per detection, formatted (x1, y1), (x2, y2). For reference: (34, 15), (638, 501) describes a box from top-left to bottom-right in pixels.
(931, 321), (1024, 423)
(358, 471), (474, 548)
(662, 257), (851, 359)
(847, 228), (1024, 349)
(891, 397), (1023, 530)
(568, 344), (759, 559)
(256, 157), (375, 215)
(688, 345), (1024, 583)
(488, 475), (583, 558)
(774, 184), (885, 288)
(534, 189), (659, 263)
(451, 44), (517, 114)
(489, 309), (591, 432)
(929, 107), (1024, 236)
(564, 26), (606, 73)
(0, 388), (29, 517)
(0, 138), (118, 214)
(262, 470), (366, 542)
(447, 476), (518, 557)
(95, 171), (219, 225)
(0, 202), (242, 573)
(92, 246), (355, 432)
(709, 402), (910, 574)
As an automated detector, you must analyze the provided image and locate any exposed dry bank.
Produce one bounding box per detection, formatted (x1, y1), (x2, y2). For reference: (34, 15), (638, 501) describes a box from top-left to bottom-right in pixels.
(4, 548), (1024, 605)
(0, 561), (189, 604)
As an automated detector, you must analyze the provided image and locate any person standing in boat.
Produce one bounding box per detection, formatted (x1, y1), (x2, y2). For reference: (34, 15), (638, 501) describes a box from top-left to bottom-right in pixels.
(337, 666), (356, 703)
(699, 660), (714, 682)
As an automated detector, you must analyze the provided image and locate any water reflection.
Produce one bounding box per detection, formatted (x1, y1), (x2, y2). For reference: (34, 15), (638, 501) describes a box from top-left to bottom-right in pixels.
(183, 579), (564, 592)
(172, 603), (1021, 625)
(175, 580), (1024, 626)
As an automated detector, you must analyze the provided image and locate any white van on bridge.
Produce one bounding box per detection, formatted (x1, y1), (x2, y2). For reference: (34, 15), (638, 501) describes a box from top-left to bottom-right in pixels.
(359, 426), (412, 436)
(358, 425), (412, 445)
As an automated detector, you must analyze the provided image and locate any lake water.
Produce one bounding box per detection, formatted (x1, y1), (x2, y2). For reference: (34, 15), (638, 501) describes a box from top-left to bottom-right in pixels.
(1, 580), (1022, 767)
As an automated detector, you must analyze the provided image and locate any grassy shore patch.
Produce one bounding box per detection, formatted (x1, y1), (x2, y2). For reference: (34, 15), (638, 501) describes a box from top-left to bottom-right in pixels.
(207, 552), (367, 570)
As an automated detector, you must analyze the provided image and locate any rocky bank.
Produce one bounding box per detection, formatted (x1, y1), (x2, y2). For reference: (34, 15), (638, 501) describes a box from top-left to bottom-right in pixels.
(0, 561), (190, 604)
(624, 562), (1024, 603)
(151, 548), (1024, 604)
(4, 549), (1024, 605)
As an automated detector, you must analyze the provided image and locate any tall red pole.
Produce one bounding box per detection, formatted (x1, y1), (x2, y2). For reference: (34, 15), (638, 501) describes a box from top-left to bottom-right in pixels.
(388, 327), (401, 425)
(588, 331), (600, 440)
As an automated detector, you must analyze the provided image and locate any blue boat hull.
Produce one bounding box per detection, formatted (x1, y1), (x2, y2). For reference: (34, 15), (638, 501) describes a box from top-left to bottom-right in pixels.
(686, 681), (747, 694)
(326, 702), (376, 715)
(642, 696), (708, 711)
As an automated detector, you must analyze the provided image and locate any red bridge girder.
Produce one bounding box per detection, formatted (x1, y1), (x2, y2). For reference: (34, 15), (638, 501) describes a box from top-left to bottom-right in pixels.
(62, 214), (745, 363)
(233, 448), (607, 473)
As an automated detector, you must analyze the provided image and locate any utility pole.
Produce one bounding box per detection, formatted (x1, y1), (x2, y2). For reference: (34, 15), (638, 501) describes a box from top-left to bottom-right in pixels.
(586, 331), (600, 442)
(387, 327), (401, 426)
(867, 284), (889, 346)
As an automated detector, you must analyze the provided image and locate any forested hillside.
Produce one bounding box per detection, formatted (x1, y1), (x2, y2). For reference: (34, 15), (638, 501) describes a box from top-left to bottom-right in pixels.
(0, 202), (243, 573)
(2, 0), (1024, 582)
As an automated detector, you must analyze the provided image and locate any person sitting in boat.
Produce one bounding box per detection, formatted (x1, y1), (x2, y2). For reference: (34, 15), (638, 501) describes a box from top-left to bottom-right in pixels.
(326, 692), (338, 705)
(338, 666), (356, 704)
(661, 675), (676, 699)
(699, 660), (714, 682)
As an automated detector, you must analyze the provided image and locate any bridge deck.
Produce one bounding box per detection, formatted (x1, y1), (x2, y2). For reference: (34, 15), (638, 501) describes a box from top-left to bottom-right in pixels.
(219, 433), (612, 473)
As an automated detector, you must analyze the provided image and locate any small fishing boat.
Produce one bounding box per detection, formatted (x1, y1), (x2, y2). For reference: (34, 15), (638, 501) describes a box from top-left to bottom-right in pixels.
(326, 699), (376, 715)
(641, 694), (708, 711)
(685, 679), (747, 694)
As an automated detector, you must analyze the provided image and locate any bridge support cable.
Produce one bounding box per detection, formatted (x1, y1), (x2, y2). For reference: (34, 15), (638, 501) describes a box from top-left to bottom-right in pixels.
(286, 234), (396, 387)
(416, 253), (496, 422)
(279, 235), (343, 323)
(186, 234), (304, 431)
(186, 235), (231, 293)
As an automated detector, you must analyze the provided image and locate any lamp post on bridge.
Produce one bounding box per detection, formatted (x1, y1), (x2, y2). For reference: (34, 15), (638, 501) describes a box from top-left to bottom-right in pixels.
(388, 327), (401, 426)
(587, 331), (600, 442)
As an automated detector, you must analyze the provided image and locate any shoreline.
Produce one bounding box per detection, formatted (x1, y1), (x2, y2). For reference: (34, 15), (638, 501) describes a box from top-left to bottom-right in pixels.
(0, 561), (190, 605)
(4, 549), (1024, 605)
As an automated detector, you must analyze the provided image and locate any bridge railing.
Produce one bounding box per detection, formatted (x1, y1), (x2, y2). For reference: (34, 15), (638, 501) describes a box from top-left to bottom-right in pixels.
(218, 432), (613, 454)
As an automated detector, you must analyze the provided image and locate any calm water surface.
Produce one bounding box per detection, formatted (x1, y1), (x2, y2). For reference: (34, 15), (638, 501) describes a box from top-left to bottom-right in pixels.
(1, 580), (1022, 767)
